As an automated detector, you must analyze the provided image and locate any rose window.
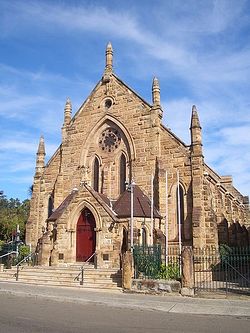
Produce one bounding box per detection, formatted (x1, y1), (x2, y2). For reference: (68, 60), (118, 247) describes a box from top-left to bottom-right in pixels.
(99, 128), (121, 152)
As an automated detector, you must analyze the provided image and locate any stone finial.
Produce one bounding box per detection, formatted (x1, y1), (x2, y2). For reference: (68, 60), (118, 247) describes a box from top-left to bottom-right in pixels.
(35, 135), (46, 176)
(152, 77), (161, 106)
(64, 97), (72, 125)
(190, 105), (201, 129)
(105, 42), (113, 73)
(37, 135), (45, 156)
(190, 105), (203, 154)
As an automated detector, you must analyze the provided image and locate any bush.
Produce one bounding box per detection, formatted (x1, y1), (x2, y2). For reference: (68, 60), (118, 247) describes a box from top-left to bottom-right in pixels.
(17, 245), (30, 261)
(157, 263), (181, 280)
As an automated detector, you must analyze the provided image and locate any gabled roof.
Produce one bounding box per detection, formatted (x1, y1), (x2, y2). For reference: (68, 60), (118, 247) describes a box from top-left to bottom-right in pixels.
(47, 191), (76, 222)
(113, 185), (161, 219)
(112, 73), (152, 108)
(83, 183), (118, 221)
(71, 73), (152, 125)
(47, 184), (118, 223)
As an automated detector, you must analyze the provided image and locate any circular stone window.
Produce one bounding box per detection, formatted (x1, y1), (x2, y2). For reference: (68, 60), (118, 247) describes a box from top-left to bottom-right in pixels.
(99, 128), (121, 152)
(104, 99), (112, 109)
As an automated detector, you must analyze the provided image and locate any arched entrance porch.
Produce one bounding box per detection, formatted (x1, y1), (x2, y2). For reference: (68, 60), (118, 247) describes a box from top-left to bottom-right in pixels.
(76, 208), (96, 262)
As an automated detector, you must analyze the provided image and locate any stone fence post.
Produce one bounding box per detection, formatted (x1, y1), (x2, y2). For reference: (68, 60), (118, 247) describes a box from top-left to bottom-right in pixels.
(122, 251), (133, 290)
(181, 246), (194, 296)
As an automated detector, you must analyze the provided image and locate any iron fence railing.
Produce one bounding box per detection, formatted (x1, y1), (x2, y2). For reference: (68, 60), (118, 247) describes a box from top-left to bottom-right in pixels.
(133, 245), (161, 279)
(194, 246), (250, 295)
(133, 245), (181, 280)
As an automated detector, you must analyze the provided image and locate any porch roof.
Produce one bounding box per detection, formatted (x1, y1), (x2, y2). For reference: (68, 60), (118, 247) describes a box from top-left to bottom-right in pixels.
(47, 191), (76, 222)
(113, 185), (161, 219)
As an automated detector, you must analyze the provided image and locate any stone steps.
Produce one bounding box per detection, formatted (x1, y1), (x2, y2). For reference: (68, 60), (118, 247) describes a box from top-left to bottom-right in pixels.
(0, 265), (122, 289)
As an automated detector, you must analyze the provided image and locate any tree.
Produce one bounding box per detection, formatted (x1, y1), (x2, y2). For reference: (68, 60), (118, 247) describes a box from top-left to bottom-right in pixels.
(0, 192), (30, 242)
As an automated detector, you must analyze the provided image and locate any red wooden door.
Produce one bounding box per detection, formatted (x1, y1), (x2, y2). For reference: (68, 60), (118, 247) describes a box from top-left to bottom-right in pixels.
(76, 209), (96, 262)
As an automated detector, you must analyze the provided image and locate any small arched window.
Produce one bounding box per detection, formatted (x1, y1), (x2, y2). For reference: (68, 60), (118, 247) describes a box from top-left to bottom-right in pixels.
(48, 196), (54, 218)
(120, 153), (126, 194)
(176, 184), (184, 224)
(93, 157), (99, 192)
(141, 228), (147, 247)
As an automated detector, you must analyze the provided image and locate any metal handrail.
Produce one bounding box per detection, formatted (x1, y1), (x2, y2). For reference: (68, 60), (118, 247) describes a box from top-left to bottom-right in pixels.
(15, 251), (36, 267)
(85, 252), (96, 264)
(6, 240), (16, 245)
(74, 252), (96, 285)
(15, 252), (37, 281)
(0, 251), (17, 259)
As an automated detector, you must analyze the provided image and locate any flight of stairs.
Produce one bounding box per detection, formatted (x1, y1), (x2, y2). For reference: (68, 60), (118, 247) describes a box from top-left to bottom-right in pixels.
(0, 264), (122, 290)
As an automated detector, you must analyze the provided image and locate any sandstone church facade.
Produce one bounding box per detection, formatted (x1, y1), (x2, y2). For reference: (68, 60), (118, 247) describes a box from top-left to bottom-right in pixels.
(26, 43), (249, 268)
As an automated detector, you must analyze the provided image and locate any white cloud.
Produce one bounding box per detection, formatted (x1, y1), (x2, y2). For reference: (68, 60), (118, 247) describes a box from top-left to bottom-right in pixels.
(218, 125), (250, 145)
(0, 139), (58, 157)
(0, 0), (249, 199)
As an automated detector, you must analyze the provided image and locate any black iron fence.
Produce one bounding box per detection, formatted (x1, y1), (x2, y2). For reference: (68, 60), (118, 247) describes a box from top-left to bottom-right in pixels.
(133, 244), (250, 296)
(133, 245), (180, 280)
(194, 246), (250, 295)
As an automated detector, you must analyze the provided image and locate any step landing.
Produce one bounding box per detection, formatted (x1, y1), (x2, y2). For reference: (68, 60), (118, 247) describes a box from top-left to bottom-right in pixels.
(0, 265), (122, 290)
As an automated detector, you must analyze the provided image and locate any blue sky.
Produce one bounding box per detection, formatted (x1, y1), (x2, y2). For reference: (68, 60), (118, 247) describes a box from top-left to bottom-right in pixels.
(0, 0), (250, 201)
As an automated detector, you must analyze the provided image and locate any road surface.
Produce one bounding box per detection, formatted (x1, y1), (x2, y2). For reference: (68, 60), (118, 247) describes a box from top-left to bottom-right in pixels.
(0, 292), (249, 333)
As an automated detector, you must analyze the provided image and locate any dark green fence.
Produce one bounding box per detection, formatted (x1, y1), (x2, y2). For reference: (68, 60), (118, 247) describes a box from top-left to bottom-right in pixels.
(0, 242), (32, 267)
(0, 241), (17, 254)
(133, 245), (161, 279)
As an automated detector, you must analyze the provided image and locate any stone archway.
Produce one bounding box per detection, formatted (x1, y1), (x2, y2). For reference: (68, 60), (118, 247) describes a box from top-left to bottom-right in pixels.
(76, 208), (96, 262)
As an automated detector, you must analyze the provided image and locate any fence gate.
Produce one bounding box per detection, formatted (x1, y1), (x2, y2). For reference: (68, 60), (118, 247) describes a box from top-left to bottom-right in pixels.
(133, 245), (161, 279)
(194, 246), (250, 296)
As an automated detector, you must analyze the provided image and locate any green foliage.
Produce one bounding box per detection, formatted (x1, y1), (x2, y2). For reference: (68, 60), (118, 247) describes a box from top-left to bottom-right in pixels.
(0, 192), (30, 241)
(219, 244), (232, 256)
(18, 245), (30, 259)
(136, 255), (160, 279)
(133, 246), (181, 281)
(219, 244), (233, 265)
(157, 263), (181, 280)
(0, 239), (4, 251)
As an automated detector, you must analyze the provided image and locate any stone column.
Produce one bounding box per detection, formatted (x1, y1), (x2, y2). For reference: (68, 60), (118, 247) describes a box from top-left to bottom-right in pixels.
(181, 246), (194, 296)
(50, 242), (59, 266)
(122, 251), (133, 290)
(38, 233), (52, 266)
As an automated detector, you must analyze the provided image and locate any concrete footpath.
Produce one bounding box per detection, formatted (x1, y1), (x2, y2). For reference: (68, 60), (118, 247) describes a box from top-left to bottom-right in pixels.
(0, 281), (250, 318)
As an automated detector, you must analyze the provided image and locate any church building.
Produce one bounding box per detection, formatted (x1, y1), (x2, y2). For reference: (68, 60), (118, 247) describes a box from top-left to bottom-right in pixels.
(26, 43), (249, 268)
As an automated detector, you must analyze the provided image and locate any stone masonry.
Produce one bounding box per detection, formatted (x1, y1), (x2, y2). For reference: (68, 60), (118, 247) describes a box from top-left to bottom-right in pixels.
(26, 43), (250, 268)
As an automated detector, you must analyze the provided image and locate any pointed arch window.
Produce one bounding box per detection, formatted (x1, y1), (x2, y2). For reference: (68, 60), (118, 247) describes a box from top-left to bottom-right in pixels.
(176, 184), (184, 224)
(141, 228), (147, 247)
(120, 153), (126, 194)
(93, 157), (99, 192)
(48, 195), (54, 218)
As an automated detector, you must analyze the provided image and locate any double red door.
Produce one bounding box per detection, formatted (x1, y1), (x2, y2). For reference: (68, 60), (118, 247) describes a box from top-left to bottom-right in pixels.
(76, 209), (96, 262)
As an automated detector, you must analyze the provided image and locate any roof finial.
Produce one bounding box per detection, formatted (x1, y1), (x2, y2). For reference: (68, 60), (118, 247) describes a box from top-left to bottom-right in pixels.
(152, 77), (161, 106)
(105, 42), (113, 73)
(64, 97), (72, 125)
(191, 105), (201, 129)
(190, 105), (202, 154)
(37, 135), (45, 156)
(35, 136), (46, 176)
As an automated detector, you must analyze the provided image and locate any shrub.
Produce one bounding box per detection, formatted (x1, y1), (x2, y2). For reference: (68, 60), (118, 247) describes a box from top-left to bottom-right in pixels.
(17, 245), (30, 261)
(157, 263), (181, 280)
